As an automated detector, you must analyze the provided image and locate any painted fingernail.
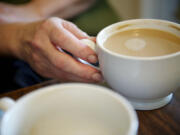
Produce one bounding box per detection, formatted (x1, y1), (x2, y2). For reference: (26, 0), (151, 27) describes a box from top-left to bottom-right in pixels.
(88, 55), (98, 63)
(92, 73), (102, 81)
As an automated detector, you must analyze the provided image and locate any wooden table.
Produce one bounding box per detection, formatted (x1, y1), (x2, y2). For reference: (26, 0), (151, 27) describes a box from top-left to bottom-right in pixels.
(0, 80), (179, 135)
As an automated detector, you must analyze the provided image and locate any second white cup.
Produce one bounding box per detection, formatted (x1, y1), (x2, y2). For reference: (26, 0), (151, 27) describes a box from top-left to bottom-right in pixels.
(0, 83), (138, 135)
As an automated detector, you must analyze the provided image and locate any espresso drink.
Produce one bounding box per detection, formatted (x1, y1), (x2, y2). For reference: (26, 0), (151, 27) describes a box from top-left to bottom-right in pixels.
(104, 28), (180, 57)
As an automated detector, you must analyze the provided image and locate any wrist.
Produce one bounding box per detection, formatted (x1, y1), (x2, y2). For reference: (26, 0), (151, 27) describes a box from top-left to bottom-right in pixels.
(15, 21), (43, 61)
(0, 23), (23, 58)
(8, 23), (25, 59)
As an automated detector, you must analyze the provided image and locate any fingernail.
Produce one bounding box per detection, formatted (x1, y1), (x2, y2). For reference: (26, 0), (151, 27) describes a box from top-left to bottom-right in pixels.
(89, 37), (96, 42)
(92, 73), (102, 81)
(88, 55), (98, 63)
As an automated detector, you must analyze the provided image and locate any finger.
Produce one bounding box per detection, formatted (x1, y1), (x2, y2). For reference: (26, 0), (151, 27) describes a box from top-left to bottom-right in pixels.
(62, 21), (89, 39)
(52, 52), (102, 82)
(50, 26), (98, 63)
(62, 21), (96, 43)
(53, 70), (99, 83)
(43, 39), (102, 82)
(89, 37), (96, 42)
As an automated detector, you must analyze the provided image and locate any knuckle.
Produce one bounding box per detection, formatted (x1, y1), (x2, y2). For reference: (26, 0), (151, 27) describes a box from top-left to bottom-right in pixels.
(78, 71), (87, 78)
(80, 72), (92, 80)
(59, 33), (68, 42)
(48, 17), (61, 22)
(63, 21), (77, 28)
(44, 17), (59, 25)
(78, 46), (91, 58)
(54, 31), (68, 46)
(53, 56), (67, 70)
(41, 17), (63, 30)
(30, 36), (41, 49)
(76, 64), (95, 79)
(31, 53), (39, 62)
(69, 22), (77, 28)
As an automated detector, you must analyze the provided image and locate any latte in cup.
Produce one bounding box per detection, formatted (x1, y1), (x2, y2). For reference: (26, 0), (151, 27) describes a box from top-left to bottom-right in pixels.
(104, 28), (180, 57)
(96, 19), (180, 110)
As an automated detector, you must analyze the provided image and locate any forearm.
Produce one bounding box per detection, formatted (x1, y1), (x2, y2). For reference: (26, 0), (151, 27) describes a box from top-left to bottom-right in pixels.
(29, 0), (78, 17)
(0, 0), (96, 24)
(52, 0), (96, 19)
(0, 23), (23, 57)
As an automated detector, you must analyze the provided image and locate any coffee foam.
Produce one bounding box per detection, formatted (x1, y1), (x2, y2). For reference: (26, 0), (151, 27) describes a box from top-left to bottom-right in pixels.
(124, 38), (146, 51)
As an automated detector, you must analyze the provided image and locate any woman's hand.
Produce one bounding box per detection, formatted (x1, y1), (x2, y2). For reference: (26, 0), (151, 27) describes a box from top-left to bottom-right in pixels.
(16, 17), (102, 83)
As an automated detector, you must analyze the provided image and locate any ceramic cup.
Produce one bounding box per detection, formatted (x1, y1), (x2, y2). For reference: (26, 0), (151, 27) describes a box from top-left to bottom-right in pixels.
(82, 19), (180, 110)
(0, 83), (138, 135)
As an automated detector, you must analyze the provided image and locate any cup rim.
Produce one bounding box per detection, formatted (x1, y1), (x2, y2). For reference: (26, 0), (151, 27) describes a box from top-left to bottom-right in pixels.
(97, 19), (180, 61)
(2, 83), (138, 135)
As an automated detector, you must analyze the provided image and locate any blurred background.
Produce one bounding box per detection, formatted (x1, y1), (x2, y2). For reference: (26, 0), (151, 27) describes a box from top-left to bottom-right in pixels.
(73, 0), (180, 35)
(1, 0), (180, 36)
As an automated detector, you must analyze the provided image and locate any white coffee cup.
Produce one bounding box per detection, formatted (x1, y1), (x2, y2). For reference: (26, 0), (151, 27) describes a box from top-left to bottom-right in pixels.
(82, 19), (180, 110)
(0, 83), (138, 135)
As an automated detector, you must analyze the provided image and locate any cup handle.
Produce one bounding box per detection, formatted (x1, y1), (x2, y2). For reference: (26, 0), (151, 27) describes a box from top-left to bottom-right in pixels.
(79, 39), (100, 70)
(0, 98), (15, 132)
(0, 97), (15, 112)
(80, 39), (97, 52)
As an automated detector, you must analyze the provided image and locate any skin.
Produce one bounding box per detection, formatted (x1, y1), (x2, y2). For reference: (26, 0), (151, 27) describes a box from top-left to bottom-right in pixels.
(0, 0), (96, 23)
(0, 17), (103, 83)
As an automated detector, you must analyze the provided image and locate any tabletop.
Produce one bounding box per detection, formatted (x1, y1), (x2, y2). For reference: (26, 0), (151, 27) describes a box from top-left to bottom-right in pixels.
(0, 79), (179, 135)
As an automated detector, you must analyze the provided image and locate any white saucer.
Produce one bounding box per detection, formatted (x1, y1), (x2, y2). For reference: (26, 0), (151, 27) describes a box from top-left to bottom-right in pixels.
(97, 82), (173, 110)
(127, 93), (173, 110)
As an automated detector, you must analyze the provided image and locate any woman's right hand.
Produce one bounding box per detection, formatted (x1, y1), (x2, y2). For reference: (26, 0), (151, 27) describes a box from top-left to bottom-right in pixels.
(15, 17), (102, 83)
